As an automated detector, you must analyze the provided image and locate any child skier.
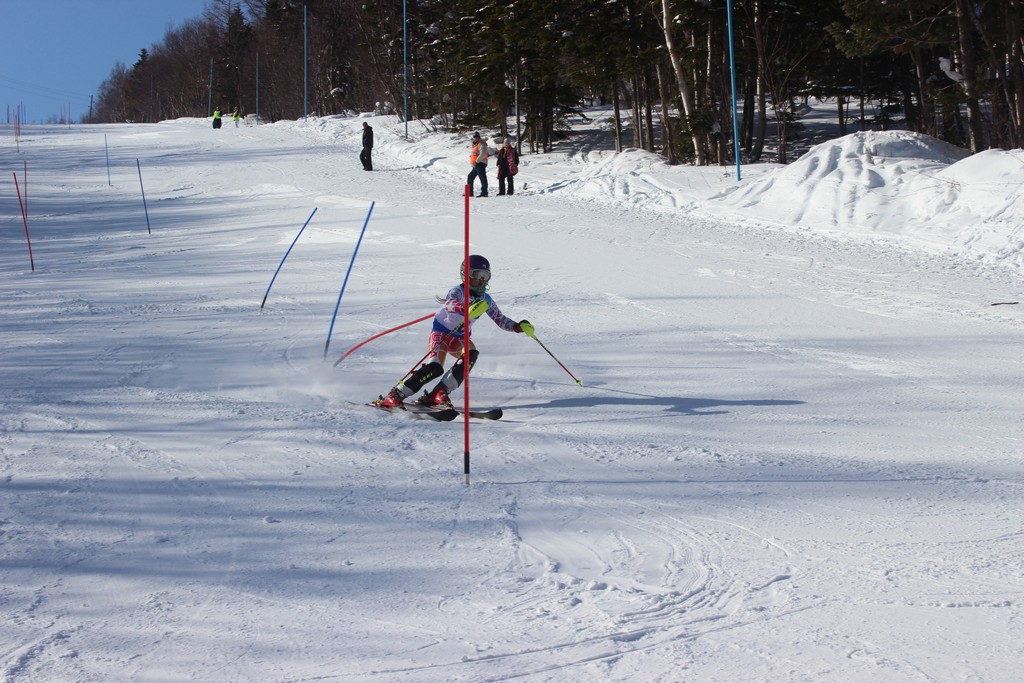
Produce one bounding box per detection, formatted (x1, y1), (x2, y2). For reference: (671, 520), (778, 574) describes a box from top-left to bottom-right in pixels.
(375, 254), (532, 409)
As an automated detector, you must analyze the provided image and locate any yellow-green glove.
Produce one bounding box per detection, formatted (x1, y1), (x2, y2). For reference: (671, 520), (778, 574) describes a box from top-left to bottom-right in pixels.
(467, 299), (490, 319)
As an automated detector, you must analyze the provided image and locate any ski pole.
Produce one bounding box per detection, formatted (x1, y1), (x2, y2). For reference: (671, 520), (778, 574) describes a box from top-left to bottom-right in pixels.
(522, 325), (582, 385)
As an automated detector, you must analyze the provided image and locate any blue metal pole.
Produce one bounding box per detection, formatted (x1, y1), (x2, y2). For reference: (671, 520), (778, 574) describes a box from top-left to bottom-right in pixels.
(261, 208), (318, 310)
(324, 201), (375, 358)
(726, 0), (742, 181)
(104, 134), (111, 186)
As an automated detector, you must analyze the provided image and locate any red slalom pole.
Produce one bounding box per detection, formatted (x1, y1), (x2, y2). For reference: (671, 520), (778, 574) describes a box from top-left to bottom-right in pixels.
(332, 313), (434, 367)
(463, 183), (472, 485)
(13, 172), (34, 272)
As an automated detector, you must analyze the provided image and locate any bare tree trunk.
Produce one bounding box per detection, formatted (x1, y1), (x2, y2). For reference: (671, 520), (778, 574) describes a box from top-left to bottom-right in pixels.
(749, 0), (788, 162)
(628, 78), (641, 148)
(954, 0), (986, 151)
(742, 88), (755, 152)
(656, 62), (675, 164)
(612, 81), (623, 153)
(1011, 2), (1024, 146)
(909, 47), (935, 135)
(751, 73), (767, 161)
(969, 0), (1021, 147)
(776, 101), (790, 164)
(659, 0), (705, 164)
(643, 71), (655, 153)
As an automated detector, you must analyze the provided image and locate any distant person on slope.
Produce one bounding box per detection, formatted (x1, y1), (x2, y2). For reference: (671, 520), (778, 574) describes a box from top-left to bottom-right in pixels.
(374, 255), (531, 409)
(467, 132), (489, 196)
(496, 139), (519, 195)
(212, 108), (222, 129)
(232, 108), (241, 127)
(360, 122), (374, 171)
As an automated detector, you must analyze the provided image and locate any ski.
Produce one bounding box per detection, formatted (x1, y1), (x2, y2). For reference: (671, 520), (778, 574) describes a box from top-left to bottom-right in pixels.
(367, 401), (458, 421)
(365, 398), (502, 421)
(420, 406), (504, 420)
(462, 407), (503, 420)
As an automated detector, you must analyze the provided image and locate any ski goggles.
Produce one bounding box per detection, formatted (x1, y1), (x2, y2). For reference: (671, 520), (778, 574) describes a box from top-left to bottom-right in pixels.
(467, 268), (491, 283)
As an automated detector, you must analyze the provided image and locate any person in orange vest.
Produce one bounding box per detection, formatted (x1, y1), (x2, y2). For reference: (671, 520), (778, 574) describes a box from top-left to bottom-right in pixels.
(467, 132), (489, 197)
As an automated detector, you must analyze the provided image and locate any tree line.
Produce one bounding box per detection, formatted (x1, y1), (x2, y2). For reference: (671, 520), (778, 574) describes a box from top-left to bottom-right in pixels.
(90, 0), (1023, 164)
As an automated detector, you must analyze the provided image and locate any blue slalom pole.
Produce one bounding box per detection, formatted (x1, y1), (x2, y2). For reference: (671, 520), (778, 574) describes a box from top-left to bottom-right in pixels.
(323, 201), (375, 359)
(260, 207), (317, 310)
(105, 135), (111, 186)
(726, 0), (742, 181)
(136, 159), (151, 234)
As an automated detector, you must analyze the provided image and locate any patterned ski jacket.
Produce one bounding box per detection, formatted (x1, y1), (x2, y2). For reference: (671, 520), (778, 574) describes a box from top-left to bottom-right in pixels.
(496, 145), (519, 177)
(432, 286), (516, 338)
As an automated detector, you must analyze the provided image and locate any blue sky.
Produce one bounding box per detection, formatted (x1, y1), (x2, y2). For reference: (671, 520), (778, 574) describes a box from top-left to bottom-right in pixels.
(1, 0), (210, 123)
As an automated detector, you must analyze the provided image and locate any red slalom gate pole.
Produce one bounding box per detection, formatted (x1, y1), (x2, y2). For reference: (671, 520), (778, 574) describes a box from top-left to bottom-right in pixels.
(13, 172), (34, 272)
(463, 183), (472, 485)
(332, 312), (434, 367)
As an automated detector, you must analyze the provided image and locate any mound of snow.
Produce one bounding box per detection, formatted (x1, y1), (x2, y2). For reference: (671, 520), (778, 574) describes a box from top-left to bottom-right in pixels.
(709, 130), (1024, 267)
(713, 131), (965, 227)
(931, 148), (1024, 265)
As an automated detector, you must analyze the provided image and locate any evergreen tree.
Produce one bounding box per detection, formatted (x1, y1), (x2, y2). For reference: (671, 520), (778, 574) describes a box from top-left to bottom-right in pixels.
(88, 0), (1020, 157)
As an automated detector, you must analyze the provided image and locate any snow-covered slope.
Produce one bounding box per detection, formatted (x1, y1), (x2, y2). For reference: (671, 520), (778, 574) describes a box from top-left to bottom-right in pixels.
(2, 108), (1022, 682)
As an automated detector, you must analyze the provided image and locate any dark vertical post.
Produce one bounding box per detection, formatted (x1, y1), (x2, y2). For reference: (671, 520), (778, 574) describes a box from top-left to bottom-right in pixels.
(136, 159), (151, 235)
(304, 5), (308, 121)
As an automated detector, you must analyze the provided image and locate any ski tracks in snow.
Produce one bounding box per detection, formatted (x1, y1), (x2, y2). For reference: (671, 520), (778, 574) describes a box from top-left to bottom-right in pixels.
(369, 472), (806, 682)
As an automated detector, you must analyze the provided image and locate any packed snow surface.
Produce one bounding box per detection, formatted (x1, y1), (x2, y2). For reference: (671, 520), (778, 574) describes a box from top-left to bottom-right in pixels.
(2, 107), (1023, 682)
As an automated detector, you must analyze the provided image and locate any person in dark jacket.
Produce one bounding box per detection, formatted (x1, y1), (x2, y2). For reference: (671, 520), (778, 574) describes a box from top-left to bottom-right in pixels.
(360, 122), (373, 171)
(496, 139), (519, 195)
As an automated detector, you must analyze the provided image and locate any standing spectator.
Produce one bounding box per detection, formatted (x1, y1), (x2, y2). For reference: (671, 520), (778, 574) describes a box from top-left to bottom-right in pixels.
(467, 132), (489, 196)
(212, 108), (222, 129)
(360, 122), (374, 171)
(496, 139), (519, 195)
(232, 108), (241, 127)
